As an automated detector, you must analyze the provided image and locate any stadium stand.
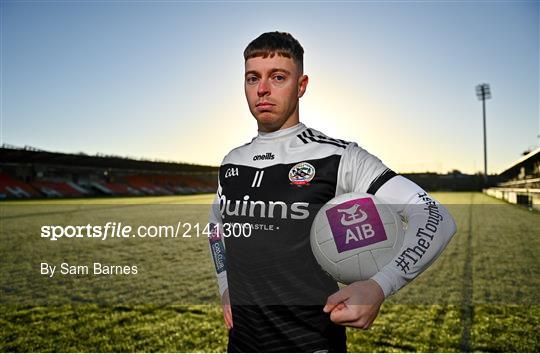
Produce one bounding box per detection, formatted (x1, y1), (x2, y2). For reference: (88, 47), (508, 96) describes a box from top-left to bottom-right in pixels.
(0, 145), (218, 199)
(98, 182), (141, 196)
(405, 170), (491, 191)
(122, 175), (174, 195)
(30, 180), (87, 198)
(0, 171), (41, 199)
(484, 146), (540, 210)
(1, 143), (497, 200)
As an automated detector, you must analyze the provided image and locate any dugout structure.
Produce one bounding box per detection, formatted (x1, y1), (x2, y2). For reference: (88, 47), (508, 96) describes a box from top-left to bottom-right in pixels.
(484, 146), (540, 210)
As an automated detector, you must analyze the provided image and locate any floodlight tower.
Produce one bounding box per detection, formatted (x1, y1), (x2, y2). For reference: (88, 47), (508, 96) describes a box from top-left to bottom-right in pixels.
(476, 83), (491, 183)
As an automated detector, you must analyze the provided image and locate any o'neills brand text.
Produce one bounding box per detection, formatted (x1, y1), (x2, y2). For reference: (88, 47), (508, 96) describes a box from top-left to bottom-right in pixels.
(253, 153), (275, 161)
(219, 194), (309, 220)
(394, 192), (444, 274)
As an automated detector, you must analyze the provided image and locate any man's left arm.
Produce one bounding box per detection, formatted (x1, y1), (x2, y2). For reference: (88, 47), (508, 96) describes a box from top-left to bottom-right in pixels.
(325, 146), (457, 328)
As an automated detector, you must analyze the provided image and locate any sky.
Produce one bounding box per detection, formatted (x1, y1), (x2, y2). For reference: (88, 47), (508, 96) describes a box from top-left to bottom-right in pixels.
(1, 0), (538, 174)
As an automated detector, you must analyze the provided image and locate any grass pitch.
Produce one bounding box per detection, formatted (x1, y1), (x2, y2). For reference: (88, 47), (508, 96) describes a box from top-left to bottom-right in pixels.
(1, 192), (538, 352)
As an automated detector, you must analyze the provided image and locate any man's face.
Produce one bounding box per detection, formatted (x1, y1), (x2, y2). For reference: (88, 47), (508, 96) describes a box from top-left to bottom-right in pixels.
(244, 54), (308, 132)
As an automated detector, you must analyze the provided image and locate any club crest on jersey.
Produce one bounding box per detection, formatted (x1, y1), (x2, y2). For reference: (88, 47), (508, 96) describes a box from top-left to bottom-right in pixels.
(289, 162), (316, 186)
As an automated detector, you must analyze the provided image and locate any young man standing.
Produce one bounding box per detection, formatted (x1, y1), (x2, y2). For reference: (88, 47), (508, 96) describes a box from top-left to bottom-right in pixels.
(208, 31), (457, 352)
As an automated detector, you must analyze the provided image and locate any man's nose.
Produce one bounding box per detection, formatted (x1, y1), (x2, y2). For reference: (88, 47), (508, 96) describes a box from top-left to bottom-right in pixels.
(257, 79), (270, 97)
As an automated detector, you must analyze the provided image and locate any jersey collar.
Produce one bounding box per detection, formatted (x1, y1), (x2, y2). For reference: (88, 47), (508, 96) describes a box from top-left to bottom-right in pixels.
(256, 123), (306, 142)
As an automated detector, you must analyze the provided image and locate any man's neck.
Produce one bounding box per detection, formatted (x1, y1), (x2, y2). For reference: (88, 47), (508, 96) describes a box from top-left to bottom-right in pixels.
(257, 111), (300, 133)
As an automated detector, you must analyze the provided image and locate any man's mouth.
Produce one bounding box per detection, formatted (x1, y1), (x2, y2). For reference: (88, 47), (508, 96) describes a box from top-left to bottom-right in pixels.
(256, 102), (275, 108)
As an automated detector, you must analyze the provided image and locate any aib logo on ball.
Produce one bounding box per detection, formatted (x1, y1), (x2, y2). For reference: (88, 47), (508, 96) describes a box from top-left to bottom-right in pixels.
(325, 198), (387, 253)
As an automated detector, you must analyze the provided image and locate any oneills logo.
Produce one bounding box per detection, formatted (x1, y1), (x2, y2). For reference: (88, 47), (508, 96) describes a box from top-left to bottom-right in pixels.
(253, 153), (275, 161)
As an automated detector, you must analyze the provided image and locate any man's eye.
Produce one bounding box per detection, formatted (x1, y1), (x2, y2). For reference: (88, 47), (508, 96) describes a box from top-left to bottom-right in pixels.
(246, 76), (259, 84)
(274, 75), (285, 82)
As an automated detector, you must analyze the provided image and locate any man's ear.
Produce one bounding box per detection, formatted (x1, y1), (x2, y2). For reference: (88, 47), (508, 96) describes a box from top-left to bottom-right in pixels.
(298, 75), (309, 98)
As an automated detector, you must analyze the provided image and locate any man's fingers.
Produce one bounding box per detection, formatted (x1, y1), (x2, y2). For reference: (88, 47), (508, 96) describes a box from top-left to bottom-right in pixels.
(324, 281), (384, 329)
(340, 317), (374, 329)
(331, 304), (378, 328)
(338, 317), (370, 329)
(223, 310), (231, 329)
(329, 304), (358, 323)
(221, 289), (233, 330)
(222, 301), (233, 330)
(323, 289), (350, 313)
(225, 307), (233, 329)
(334, 303), (346, 311)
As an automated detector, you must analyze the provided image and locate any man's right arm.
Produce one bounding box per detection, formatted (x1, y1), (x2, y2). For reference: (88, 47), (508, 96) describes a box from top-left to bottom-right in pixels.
(208, 182), (232, 329)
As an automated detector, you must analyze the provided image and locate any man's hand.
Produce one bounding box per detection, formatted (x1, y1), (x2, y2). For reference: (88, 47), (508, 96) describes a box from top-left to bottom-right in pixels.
(221, 289), (233, 330)
(323, 279), (385, 329)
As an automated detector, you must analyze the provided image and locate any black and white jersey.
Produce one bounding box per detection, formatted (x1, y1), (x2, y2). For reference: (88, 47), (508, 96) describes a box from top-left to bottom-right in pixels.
(208, 123), (391, 352)
(208, 123), (457, 352)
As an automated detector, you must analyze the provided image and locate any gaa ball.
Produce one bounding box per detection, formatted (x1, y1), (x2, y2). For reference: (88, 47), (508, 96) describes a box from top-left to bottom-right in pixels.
(310, 192), (404, 284)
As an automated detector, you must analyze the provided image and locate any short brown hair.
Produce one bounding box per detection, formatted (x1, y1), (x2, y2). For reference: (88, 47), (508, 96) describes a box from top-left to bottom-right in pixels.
(244, 31), (304, 72)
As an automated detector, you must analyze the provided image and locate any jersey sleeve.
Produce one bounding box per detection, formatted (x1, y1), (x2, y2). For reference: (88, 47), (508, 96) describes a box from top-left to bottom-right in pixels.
(370, 175), (457, 297)
(336, 143), (394, 195)
(336, 143), (457, 297)
(208, 176), (228, 297)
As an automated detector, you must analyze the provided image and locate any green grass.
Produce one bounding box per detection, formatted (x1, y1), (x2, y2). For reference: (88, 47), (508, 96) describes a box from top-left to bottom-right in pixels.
(1, 192), (539, 352)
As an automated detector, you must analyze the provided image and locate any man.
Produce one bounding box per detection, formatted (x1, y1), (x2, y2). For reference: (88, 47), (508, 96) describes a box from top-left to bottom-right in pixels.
(208, 31), (457, 352)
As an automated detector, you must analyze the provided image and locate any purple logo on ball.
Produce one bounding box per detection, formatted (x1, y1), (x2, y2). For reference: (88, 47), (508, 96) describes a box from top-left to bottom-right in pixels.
(325, 197), (387, 253)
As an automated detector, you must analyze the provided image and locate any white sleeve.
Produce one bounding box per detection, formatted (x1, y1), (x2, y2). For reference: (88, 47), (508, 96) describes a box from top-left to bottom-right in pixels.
(336, 143), (391, 195)
(208, 178), (228, 297)
(370, 175), (457, 297)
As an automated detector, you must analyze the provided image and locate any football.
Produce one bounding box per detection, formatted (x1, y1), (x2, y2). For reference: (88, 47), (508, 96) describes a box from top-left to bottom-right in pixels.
(310, 192), (405, 284)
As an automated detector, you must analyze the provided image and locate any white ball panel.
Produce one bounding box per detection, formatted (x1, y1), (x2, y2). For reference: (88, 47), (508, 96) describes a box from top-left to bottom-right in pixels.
(314, 221), (333, 244)
(370, 247), (398, 270)
(336, 252), (379, 284)
(310, 191), (405, 284)
(336, 255), (361, 284)
(381, 222), (397, 247)
(311, 237), (339, 279)
(373, 203), (396, 225)
(357, 251), (379, 279)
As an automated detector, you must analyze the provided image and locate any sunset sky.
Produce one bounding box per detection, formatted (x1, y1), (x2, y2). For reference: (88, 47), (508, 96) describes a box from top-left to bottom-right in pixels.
(2, 1), (538, 174)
